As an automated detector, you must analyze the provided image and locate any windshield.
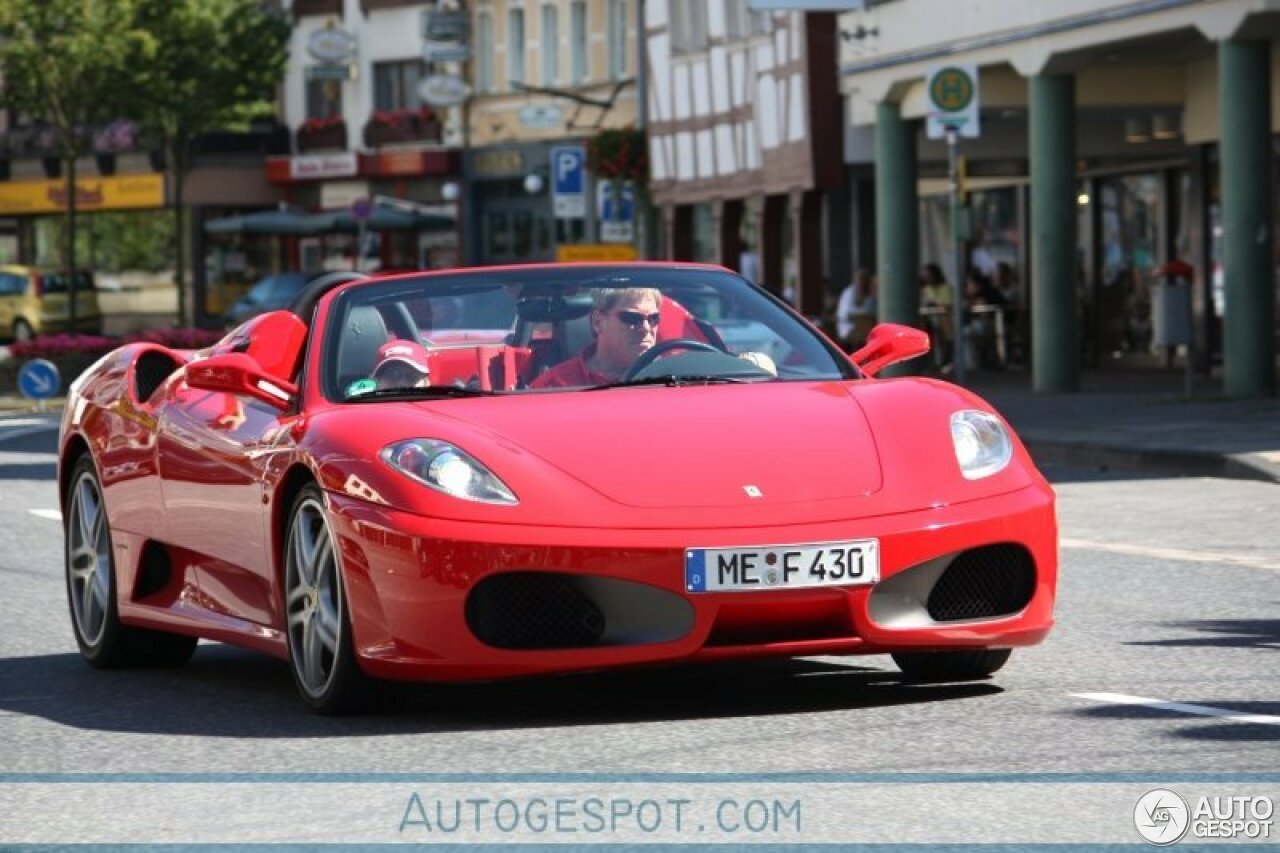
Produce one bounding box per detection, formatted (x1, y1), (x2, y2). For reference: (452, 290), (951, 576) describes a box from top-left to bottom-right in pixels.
(323, 265), (854, 401)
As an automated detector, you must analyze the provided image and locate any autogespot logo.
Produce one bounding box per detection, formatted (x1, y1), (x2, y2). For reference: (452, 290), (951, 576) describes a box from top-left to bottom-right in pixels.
(1135, 789), (1191, 845)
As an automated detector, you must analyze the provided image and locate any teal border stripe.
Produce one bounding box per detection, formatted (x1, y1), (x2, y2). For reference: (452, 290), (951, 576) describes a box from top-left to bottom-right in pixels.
(0, 840), (1239, 845)
(1, 772), (1277, 783)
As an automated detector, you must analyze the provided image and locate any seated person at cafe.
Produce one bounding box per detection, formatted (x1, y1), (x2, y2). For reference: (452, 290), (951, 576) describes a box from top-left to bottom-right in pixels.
(532, 287), (664, 388)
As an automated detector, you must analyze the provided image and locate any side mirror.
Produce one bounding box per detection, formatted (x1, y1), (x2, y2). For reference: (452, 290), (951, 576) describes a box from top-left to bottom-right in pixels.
(185, 352), (297, 410)
(851, 323), (931, 377)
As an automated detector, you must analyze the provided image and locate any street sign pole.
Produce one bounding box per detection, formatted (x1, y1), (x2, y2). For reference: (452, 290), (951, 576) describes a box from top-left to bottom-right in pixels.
(947, 124), (966, 387)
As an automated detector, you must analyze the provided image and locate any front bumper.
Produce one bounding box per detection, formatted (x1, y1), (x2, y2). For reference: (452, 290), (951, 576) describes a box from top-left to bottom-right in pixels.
(326, 482), (1057, 682)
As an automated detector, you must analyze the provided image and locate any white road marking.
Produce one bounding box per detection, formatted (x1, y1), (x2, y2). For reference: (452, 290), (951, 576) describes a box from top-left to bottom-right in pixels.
(1074, 692), (1280, 726)
(0, 418), (53, 428)
(1061, 537), (1280, 572)
(28, 509), (62, 522)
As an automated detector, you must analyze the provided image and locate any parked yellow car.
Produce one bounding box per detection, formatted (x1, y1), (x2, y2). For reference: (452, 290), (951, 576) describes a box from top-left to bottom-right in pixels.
(0, 265), (103, 342)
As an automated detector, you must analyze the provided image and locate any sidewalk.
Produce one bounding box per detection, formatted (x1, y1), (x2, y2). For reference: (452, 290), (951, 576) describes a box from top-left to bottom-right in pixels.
(2, 367), (1278, 483)
(967, 367), (1280, 484)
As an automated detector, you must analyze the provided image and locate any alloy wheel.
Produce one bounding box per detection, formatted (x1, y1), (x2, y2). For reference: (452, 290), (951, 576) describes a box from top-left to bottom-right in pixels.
(67, 470), (111, 648)
(285, 497), (344, 698)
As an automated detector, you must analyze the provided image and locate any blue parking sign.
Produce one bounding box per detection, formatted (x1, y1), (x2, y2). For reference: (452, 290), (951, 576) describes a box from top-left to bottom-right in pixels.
(18, 358), (61, 400)
(550, 145), (586, 218)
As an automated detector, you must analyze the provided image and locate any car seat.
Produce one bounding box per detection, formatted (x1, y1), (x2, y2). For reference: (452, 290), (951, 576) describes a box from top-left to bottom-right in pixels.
(335, 305), (390, 392)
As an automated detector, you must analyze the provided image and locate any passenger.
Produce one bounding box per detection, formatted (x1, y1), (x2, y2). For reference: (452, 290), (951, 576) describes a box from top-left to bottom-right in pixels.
(532, 287), (663, 388)
(372, 340), (432, 390)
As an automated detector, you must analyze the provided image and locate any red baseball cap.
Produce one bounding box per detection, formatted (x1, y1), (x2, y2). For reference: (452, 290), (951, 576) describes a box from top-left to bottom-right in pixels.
(374, 340), (430, 375)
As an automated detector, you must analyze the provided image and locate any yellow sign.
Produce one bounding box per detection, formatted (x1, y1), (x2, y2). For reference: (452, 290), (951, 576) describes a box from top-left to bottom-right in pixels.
(0, 173), (165, 215)
(555, 243), (638, 262)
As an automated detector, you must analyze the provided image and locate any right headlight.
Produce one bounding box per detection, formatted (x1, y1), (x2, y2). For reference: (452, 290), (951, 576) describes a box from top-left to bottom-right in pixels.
(950, 410), (1013, 480)
(381, 439), (518, 505)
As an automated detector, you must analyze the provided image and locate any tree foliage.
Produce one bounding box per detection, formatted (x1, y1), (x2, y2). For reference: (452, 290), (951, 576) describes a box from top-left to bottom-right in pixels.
(0, 0), (291, 326)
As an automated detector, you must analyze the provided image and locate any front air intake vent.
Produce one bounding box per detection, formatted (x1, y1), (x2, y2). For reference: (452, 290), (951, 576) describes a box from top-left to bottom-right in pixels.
(466, 573), (606, 650)
(926, 544), (1035, 622)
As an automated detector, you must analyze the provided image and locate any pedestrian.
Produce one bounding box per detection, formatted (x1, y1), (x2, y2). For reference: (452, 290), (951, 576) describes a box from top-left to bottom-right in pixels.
(836, 267), (877, 346)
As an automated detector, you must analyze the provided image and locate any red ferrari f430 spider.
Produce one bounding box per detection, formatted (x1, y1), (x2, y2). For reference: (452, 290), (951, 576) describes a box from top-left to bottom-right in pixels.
(58, 264), (1056, 712)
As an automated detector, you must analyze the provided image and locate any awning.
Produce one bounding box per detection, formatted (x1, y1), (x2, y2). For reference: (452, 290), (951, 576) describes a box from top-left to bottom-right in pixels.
(204, 208), (335, 236)
(328, 208), (455, 232)
(204, 207), (453, 235)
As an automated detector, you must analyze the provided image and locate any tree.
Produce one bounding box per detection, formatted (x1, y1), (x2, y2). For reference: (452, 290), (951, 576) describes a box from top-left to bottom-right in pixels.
(128, 0), (290, 326)
(0, 0), (152, 332)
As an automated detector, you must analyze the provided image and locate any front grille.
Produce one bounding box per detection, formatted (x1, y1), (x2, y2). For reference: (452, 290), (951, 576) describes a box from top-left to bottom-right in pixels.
(926, 544), (1035, 622)
(466, 573), (606, 650)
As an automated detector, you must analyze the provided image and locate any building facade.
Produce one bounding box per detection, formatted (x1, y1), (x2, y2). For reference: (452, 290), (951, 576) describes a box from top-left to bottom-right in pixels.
(840, 0), (1280, 396)
(643, 0), (843, 318)
(461, 0), (640, 265)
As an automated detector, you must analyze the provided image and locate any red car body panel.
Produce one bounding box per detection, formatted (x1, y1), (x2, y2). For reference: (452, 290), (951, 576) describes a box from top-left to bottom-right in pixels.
(58, 263), (1057, 685)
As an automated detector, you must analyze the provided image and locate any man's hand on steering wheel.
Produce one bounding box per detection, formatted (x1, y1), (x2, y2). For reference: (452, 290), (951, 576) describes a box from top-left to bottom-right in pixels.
(622, 338), (721, 382)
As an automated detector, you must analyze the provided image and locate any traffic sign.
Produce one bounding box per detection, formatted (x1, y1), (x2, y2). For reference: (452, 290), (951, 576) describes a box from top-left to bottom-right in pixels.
(550, 145), (586, 219)
(596, 179), (635, 243)
(926, 64), (980, 140)
(18, 359), (60, 401)
(351, 197), (372, 222)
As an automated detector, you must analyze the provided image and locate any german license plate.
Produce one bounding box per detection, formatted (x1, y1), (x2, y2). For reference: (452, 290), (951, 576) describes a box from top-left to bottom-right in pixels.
(685, 539), (879, 592)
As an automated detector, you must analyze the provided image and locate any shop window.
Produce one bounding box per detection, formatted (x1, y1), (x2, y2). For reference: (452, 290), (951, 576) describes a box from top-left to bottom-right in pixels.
(477, 13), (495, 93)
(508, 8), (526, 88)
(374, 60), (427, 111)
(571, 1), (588, 84)
(607, 0), (627, 79)
(305, 78), (342, 120)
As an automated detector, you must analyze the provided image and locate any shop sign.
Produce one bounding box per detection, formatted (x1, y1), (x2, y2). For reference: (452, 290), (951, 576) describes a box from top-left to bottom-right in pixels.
(320, 181), (369, 211)
(518, 103), (564, 130)
(472, 149), (523, 178)
(308, 25), (357, 64)
(0, 174), (164, 215)
(418, 74), (469, 108)
(422, 9), (469, 43)
(306, 64), (356, 81)
(423, 41), (470, 63)
(556, 244), (638, 262)
(290, 152), (358, 180)
(376, 149), (426, 176)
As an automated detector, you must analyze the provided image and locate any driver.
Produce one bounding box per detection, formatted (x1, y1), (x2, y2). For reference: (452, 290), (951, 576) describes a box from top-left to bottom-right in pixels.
(531, 287), (662, 388)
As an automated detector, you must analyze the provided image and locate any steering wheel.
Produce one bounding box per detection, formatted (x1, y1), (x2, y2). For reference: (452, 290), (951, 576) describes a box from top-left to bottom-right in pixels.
(623, 338), (721, 382)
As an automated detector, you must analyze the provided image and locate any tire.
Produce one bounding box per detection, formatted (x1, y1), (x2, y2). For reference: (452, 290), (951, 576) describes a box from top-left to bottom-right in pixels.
(284, 484), (373, 714)
(65, 456), (197, 668)
(891, 648), (1012, 683)
(13, 318), (34, 343)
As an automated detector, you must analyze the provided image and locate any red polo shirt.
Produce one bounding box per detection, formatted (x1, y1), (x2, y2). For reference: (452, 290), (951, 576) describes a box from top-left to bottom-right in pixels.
(530, 344), (613, 389)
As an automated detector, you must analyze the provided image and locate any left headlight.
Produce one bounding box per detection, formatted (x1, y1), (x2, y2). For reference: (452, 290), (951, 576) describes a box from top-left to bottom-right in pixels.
(380, 439), (518, 505)
(950, 410), (1013, 480)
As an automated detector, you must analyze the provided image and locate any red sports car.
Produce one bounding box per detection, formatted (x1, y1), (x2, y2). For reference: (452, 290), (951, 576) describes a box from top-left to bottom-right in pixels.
(58, 263), (1056, 713)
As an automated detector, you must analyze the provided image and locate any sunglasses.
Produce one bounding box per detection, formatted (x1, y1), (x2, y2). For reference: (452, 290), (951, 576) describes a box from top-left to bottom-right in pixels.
(613, 310), (661, 329)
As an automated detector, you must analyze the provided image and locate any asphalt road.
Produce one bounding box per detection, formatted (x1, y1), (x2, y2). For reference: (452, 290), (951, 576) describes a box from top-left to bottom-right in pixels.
(1, 414), (1277, 846)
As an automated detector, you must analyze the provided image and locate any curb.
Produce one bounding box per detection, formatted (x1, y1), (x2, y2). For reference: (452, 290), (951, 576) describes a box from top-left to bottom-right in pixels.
(1024, 439), (1280, 485)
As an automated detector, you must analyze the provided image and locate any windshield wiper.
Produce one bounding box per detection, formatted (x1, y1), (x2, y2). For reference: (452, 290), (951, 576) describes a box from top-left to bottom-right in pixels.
(346, 385), (497, 402)
(583, 374), (755, 391)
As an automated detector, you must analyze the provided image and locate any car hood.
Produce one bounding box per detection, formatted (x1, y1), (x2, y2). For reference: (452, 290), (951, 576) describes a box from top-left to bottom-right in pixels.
(420, 383), (884, 509)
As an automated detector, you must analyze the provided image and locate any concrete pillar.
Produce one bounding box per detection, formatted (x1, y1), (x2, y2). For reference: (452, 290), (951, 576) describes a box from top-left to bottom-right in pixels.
(794, 189), (825, 316)
(668, 205), (693, 260)
(1029, 74), (1078, 392)
(719, 199), (744, 270)
(761, 194), (788, 296)
(874, 101), (918, 328)
(1219, 39), (1276, 397)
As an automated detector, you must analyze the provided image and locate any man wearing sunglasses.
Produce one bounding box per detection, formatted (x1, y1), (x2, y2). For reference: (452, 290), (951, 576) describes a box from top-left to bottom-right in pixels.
(531, 287), (663, 388)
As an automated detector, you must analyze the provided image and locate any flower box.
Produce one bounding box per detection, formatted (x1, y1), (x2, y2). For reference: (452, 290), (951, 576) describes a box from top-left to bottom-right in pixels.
(296, 120), (348, 152)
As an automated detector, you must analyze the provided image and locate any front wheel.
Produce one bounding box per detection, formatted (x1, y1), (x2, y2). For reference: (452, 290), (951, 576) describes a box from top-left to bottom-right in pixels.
(13, 318), (34, 343)
(284, 485), (373, 714)
(891, 648), (1011, 683)
(65, 456), (197, 668)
